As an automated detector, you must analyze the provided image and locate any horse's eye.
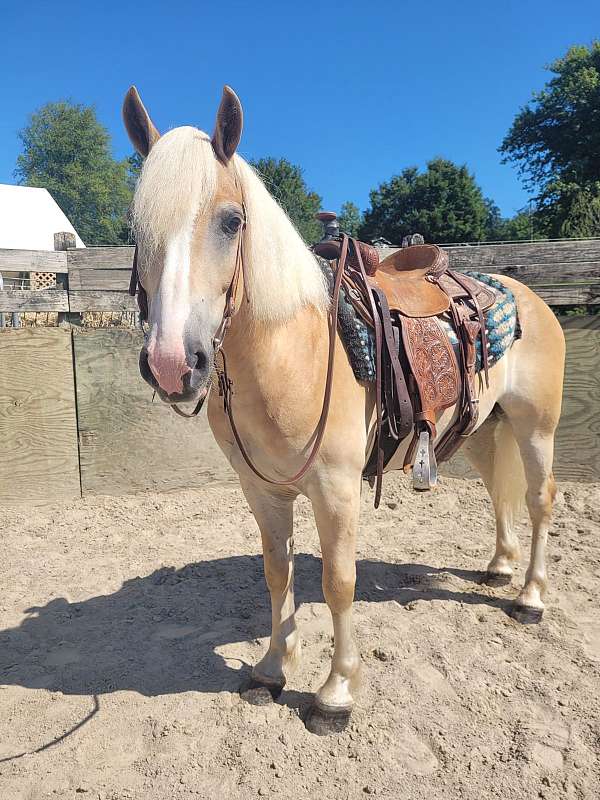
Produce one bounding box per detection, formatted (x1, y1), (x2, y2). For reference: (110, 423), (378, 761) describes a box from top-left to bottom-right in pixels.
(222, 214), (242, 235)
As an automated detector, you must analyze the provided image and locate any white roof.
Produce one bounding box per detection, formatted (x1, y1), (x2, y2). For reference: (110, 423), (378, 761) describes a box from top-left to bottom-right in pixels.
(0, 184), (85, 249)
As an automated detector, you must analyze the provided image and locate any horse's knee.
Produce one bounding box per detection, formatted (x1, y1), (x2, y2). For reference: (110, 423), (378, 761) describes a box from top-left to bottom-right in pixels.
(321, 564), (356, 612)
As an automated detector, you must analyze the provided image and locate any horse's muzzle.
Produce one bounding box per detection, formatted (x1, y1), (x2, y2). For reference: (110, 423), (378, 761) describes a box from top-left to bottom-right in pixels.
(139, 345), (210, 404)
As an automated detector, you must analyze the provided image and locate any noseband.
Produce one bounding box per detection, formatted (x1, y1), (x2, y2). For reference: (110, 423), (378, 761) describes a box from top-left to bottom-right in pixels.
(129, 214), (347, 485)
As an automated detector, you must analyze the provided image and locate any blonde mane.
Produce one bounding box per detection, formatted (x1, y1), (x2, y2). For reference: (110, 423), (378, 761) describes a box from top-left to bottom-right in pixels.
(132, 126), (328, 322)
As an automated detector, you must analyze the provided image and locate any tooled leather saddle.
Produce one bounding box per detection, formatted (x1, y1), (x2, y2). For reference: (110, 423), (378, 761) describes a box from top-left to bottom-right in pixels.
(313, 213), (496, 507)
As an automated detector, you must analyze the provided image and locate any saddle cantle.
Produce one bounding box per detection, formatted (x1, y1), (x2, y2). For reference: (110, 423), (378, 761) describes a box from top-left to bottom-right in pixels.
(313, 214), (500, 505)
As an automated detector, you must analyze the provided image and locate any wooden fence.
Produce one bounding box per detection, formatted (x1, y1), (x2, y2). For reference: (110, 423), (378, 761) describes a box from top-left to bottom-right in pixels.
(1, 237), (599, 504)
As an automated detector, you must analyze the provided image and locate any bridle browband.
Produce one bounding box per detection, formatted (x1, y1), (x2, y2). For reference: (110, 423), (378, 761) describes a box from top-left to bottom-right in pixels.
(129, 199), (348, 486)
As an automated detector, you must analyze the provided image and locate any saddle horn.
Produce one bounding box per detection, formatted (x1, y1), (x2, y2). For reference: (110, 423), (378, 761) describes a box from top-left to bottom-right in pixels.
(313, 212), (379, 275)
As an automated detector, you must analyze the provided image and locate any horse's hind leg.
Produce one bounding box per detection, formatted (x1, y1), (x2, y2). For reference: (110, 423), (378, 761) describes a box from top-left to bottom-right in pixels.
(463, 412), (524, 586)
(239, 481), (300, 695)
(498, 314), (564, 622)
(505, 419), (558, 623)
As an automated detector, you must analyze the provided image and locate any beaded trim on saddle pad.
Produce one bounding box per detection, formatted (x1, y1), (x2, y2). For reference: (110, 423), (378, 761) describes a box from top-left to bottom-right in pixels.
(321, 263), (519, 381)
(438, 272), (520, 372)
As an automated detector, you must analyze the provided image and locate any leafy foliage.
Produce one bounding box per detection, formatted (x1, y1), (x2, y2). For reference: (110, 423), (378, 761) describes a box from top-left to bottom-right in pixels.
(500, 210), (543, 240)
(126, 151), (144, 192)
(15, 101), (133, 245)
(358, 158), (490, 244)
(500, 42), (600, 237)
(484, 200), (541, 241)
(338, 201), (364, 238)
(250, 157), (322, 243)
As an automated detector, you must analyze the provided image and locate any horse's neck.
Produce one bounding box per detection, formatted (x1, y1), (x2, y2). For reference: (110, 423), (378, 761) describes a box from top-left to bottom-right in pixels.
(224, 301), (328, 398)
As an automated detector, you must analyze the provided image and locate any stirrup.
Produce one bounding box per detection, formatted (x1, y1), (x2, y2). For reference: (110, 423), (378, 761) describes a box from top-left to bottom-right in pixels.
(412, 430), (438, 491)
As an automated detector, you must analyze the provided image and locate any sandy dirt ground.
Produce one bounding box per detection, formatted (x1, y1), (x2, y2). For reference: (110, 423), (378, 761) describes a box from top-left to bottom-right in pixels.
(1, 474), (599, 800)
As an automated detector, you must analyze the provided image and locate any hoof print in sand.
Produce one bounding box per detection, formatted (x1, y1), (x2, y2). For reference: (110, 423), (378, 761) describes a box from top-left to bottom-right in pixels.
(240, 680), (284, 705)
(304, 705), (351, 736)
(510, 605), (544, 625)
(481, 572), (513, 588)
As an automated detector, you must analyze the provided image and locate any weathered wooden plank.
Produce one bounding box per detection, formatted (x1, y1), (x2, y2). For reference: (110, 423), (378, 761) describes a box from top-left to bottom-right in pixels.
(70, 264), (600, 293)
(0, 289), (69, 312)
(534, 285), (600, 305)
(378, 239), (600, 267)
(73, 329), (233, 495)
(559, 314), (600, 331)
(68, 241), (600, 271)
(0, 249), (68, 273)
(67, 246), (135, 270)
(66, 283), (600, 311)
(68, 290), (137, 312)
(0, 328), (80, 504)
(455, 261), (600, 285)
(68, 268), (130, 291)
(554, 322), (600, 481)
(445, 240), (600, 268)
(444, 239), (600, 266)
(70, 241), (600, 271)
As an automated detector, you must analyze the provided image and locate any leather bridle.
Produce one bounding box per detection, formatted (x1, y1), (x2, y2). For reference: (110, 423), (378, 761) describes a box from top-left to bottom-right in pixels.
(129, 208), (348, 486)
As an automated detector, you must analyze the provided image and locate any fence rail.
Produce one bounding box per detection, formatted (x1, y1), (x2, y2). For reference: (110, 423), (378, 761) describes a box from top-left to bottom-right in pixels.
(0, 238), (600, 319)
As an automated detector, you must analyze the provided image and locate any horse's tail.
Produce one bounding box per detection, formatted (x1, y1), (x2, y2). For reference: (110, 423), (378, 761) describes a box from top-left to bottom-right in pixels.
(489, 411), (527, 528)
(464, 409), (526, 527)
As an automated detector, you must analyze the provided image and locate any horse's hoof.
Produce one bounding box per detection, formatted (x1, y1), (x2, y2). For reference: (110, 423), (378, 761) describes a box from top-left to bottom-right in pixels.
(481, 571), (513, 588)
(240, 679), (284, 705)
(510, 604), (543, 625)
(304, 704), (351, 736)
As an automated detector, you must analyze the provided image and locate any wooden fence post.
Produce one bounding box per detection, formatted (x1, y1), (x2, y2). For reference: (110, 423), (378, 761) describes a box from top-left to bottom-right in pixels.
(54, 231), (78, 326)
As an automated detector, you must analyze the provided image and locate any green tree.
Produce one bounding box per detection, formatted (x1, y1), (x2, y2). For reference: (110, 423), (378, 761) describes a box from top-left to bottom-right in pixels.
(484, 199), (505, 240)
(359, 158), (489, 244)
(15, 101), (132, 245)
(338, 201), (364, 238)
(250, 157), (322, 243)
(554, 184), (600, 237)
(501, 210), (541, 241)
(500, 42), (600, 237)
(484, 200), (541, 241)
(126, 151), (144, 192)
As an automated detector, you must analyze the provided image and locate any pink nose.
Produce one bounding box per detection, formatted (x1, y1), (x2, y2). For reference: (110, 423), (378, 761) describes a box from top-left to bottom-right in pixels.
(146, 338), (191, 396)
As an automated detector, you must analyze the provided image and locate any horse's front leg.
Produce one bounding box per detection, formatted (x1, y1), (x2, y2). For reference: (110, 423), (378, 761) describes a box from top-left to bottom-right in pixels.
(240, 481), (300, 695)
(305, 474), (362, 734)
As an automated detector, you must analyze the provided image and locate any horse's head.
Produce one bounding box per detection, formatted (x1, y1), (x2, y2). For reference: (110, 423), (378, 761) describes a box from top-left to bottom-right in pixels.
(123, 85), (245, 404)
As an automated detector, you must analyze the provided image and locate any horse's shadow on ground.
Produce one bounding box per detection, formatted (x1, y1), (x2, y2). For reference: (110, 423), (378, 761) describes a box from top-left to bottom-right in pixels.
(0, 555), (510, 699)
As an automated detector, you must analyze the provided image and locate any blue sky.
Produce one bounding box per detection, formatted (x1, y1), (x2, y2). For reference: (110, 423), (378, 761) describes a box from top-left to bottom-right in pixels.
(2, 1), (598, 218)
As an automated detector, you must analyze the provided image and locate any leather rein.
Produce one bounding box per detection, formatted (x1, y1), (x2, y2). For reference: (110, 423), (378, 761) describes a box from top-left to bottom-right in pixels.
(129, 223), (351, 487)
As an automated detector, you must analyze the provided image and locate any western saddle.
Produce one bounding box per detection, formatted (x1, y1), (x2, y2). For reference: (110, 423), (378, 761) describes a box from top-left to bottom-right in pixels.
(313, 212), (496, 506)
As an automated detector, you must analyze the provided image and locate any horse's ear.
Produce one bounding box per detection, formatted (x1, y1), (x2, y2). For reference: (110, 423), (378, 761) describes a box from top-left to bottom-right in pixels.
(122, 86), (161, 157)
(212, 86), (243, 164)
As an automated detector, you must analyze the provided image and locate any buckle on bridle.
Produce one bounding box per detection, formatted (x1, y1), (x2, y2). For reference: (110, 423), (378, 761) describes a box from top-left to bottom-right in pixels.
(213, 314), (232, 352)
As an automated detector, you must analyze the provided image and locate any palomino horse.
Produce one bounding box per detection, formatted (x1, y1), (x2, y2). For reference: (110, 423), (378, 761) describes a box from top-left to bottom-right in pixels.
(122, 85), (565, 734)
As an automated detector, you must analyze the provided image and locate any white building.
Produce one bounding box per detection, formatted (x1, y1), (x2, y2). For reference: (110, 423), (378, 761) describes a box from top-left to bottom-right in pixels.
(0, 184), (85, 251)
(0, 184), (85, 291)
